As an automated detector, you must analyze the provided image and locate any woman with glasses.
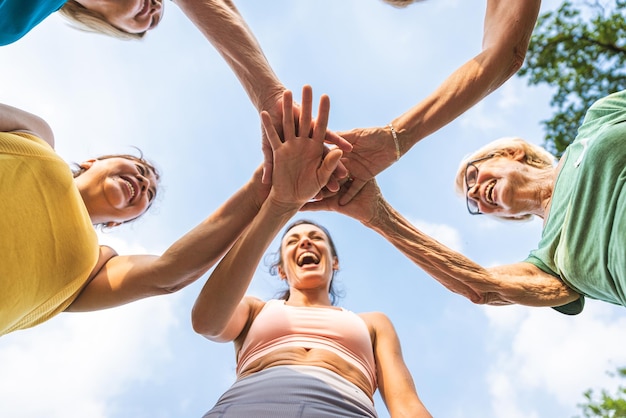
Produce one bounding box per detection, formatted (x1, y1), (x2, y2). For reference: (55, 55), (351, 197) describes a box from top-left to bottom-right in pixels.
(308, 89), (626, 315)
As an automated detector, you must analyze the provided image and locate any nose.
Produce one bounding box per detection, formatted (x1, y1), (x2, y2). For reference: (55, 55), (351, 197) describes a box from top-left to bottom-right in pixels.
(299, 237), (312, 248)
(137, 174), (151, 193)
(151, 1), (163, 17)
(467, 183), (480, 200)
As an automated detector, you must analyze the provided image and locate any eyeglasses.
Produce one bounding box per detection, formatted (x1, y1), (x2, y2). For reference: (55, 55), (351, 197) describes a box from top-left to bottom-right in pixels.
(464, 154), (495, 215)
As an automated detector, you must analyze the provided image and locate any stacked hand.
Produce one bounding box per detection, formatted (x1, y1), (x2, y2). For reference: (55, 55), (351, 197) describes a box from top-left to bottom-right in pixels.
(335, 126), (400, 205)
(261, 85), (343, 211)
(260, 88), (352, 191)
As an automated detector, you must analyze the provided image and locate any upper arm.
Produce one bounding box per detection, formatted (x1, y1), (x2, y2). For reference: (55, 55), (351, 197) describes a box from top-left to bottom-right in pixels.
(363, 312), (432, 418)
(67, 253), (168, 312)
(0, 103), (54, 147)
(481, 262), (581, 307)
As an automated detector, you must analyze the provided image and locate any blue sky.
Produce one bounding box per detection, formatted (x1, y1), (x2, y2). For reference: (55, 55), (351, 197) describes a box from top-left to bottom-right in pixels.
(1, 1), (626, 417)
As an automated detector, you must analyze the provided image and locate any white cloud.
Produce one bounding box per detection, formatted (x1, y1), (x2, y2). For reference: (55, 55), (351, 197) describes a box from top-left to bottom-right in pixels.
(483, 302), (626, 417)
(0, 287), (179, 418)
(409, 218), (464, 252)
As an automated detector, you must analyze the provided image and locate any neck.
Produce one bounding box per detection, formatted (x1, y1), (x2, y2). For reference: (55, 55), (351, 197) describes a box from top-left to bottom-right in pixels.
(531, 168), (556, 219)
(285, 289), (332, 307)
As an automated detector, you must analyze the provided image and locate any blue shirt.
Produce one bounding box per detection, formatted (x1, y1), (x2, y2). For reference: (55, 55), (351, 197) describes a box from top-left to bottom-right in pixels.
(0, 0), (67, 46)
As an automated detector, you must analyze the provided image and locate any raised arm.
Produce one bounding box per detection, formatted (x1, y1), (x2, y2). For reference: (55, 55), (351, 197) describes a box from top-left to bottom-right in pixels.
(339, 0), (541, 204)
(0, 103), (55, 147)
(173, 0), (283, 113)
(191, 86), (342, 341)
(172, 0), (351, 185)
(305, 179), (580, 307)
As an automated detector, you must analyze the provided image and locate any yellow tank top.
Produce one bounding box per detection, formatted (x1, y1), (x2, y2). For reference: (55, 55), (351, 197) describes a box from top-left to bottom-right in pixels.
(0, 132), (99, 335)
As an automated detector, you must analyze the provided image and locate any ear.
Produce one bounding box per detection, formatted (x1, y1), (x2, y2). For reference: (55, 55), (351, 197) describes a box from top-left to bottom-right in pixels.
(80, 159), (96, 170)
(332, 256), (339, 271)
(278, 266), (287, 279)
(509, 147), (526, 161)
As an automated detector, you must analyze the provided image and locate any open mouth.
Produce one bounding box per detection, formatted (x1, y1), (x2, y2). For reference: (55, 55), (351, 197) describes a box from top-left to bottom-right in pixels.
(485, 180), (496, 205)
(136, 0), (150, 17)
(297, 252), (320, 267)
(121, 177), (136, 201)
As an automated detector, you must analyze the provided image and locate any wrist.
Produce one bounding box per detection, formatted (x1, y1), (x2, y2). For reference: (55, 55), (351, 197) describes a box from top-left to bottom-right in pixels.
(362, 196), (389, 230)
(266, 193), (302, 218)
(387, 124), (401, 162)
(258, 85), (286, 113)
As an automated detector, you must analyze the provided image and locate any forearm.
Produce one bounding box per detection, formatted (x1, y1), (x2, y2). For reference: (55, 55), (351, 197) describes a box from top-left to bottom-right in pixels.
(154, 177), (265, 286)
(365, 198), (576, 307)
(390, 0), (540, 156)
(67, 176), (267, 312)
(191, 196), (299, 336)
(174, 0), (284, 111)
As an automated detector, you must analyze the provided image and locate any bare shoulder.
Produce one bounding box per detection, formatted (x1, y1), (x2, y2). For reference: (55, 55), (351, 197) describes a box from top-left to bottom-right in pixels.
(357, 311), (394, 332)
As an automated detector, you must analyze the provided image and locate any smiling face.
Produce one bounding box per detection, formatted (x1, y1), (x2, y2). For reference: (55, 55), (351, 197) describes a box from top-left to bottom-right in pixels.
(465, 154), (542, 218)
(278, 223), (339, 295)
(74, 156), (159, 226)
(79, 0), (164, 33)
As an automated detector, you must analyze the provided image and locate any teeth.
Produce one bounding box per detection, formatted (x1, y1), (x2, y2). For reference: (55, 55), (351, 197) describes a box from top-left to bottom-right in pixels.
(297, 251), (320, 266)
(123, 179), (135, 199)
(485, 181), (495, 204)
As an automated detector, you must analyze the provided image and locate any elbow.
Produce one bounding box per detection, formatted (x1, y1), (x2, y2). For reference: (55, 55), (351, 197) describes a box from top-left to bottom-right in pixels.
(191, 309), (224, 339)
(484, 44), (527, 90)
(157, 271), (205, 294)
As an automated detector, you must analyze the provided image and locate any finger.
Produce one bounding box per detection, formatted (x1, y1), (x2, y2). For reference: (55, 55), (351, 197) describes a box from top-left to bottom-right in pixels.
(325, 174), (340, 193)
(261, 131), (274, 184)
(261, 111), (283, 153)
(313, 94), (330, 142)
(262, 160), (273, 184)
(301, 198), (336, 212)
(333, 159), (348, 179)
(299, 85), (312, 137)
(313, 187), (339, 201)
(338, 177), (367, 206)
(324, 130), (353, 152)
(317, 148), (343, 188)
(281, 90), (295, 141)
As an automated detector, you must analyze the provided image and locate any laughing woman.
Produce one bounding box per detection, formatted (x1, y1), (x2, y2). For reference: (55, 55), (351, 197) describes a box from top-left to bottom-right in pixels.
(1, 101), (271, 336)
(191, 86), (431, 417)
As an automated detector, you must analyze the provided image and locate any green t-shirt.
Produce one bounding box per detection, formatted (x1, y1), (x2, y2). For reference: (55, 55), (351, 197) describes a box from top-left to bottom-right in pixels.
(526, 90), (626, 314)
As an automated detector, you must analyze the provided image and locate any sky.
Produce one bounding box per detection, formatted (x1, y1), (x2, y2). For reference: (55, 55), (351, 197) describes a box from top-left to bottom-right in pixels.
(1, 1), (626, 417)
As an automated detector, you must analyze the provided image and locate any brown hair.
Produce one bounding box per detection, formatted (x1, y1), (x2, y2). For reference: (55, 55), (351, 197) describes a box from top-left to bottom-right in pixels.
(268, 220), (343, 305)
(73, 151), (161, 228)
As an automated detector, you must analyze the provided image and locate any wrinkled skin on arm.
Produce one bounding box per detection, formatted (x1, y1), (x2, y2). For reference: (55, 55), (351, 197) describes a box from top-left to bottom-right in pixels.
(305, 178), (580, 308)
(337, 0), (541, 204)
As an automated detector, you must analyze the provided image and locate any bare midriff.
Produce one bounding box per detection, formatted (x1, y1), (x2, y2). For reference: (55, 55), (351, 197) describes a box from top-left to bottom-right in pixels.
(238, 346), (374, 400)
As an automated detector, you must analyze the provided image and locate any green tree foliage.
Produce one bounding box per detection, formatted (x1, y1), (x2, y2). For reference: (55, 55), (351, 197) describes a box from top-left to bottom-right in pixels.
(575, 367), (626, 418)
(518, 0), (626, 156)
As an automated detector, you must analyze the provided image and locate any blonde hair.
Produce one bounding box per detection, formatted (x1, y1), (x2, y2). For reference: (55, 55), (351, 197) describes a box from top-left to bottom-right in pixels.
(454, 137), (556, 222)
(58, 0), (145, 41)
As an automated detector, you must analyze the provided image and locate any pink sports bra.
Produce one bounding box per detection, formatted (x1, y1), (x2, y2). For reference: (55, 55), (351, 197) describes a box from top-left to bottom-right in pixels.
(237, 300), (378, 393)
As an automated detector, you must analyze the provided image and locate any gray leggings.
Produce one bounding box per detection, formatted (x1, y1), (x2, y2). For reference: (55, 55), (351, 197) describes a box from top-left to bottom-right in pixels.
(203, 365), (378, 418)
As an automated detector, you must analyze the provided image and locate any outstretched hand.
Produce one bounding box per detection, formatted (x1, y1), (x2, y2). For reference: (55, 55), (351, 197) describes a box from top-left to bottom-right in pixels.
(260, 90), (352, 190)
(335, 126), (400, 205)
(262, 85), (343, 211)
